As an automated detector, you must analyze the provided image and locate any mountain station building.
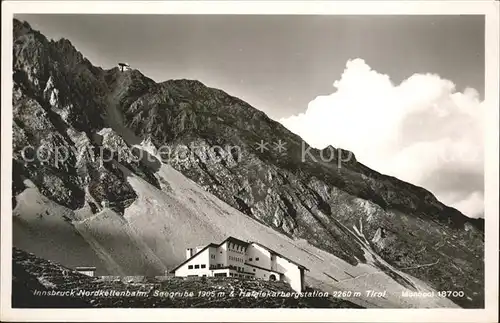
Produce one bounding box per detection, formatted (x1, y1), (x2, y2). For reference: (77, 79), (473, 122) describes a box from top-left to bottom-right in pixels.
(170, 236), (308, 292)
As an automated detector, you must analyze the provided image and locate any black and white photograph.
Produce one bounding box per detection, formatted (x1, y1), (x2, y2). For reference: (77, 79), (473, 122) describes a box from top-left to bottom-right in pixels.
(1, 1), (498, 322)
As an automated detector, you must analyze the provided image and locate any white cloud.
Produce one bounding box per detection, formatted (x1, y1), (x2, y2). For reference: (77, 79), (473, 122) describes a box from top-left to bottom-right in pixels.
(280, 58), (484, 218)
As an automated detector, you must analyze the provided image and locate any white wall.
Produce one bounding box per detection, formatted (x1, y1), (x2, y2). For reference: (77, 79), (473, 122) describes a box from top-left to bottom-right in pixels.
(275, 255), (303, 292)
(246, 244), (271, 269)
(77, 270), (95, 277)
(175, 248), (212, 277)
(208, 247), (218, 268)
(227, 241), (246, 271)
(215, 242), (227, 268)
(245, 264), (280, 281)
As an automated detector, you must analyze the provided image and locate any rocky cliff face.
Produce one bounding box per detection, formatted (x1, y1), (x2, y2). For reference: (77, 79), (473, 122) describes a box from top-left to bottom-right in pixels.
(12, 18), (484, 308)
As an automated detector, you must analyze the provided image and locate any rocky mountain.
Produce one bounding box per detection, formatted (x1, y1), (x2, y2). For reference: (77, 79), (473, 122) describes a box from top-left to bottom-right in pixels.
(11, 18), (484, 308)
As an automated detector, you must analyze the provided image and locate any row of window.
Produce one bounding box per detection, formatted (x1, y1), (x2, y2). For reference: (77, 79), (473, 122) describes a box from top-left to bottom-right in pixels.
(248, 257), (259, 261)
(229, 255), (243, 262)
(188, 264), (206, 269)
(228, 243), (245, 253)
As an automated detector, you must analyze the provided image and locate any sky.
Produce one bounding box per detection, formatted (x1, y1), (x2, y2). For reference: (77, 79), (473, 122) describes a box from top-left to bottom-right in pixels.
(15, 14), (485, 218)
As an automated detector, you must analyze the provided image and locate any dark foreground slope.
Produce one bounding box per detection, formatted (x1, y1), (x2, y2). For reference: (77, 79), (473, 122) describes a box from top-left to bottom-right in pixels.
(11, 18), (484, 308)
(12, 248), (361, 308)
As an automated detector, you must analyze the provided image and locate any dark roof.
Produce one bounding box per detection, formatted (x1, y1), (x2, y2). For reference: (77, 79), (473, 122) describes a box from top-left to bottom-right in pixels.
(250, 242), (309, 271)
(169, 243), (218, 273)
(75, 266), (96, 271)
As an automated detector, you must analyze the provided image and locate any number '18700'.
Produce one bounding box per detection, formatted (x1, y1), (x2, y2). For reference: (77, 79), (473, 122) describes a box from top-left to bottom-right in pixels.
(437, 291), (465, 298)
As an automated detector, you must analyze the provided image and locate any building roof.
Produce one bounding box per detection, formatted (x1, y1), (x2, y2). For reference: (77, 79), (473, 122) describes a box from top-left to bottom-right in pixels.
(75, 266), (96, 271)
(250, 242), (309, 271)
(169, 243), (218, 273)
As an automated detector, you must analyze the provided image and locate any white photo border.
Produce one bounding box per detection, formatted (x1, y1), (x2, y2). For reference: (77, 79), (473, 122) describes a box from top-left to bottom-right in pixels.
(1, 1), (498, 322)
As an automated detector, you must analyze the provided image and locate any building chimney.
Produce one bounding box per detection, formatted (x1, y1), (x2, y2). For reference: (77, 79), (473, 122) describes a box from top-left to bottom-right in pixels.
(186, 248), (193, 259)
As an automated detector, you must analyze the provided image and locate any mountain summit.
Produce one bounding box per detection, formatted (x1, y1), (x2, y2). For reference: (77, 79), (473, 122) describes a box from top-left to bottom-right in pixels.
(11, 19), (483, 308)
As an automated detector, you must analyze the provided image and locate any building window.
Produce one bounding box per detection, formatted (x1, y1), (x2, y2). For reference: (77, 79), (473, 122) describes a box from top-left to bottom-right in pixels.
(202, 274), (207, 277)
(253, 269), (256, 272)
(201, 264), (206, 268)
(217, 264), (222, 268)
(188, 265), (193, 269)
(195, 265), (199, 269)
(255, 257), (259, 261)
(249, 258), (252, 261)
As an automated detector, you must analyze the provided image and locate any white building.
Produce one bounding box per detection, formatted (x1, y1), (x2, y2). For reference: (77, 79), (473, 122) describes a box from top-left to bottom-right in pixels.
(118, 62), (131, 71)
(75, 266), (97, 277)
(170, 236), (308, 292)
